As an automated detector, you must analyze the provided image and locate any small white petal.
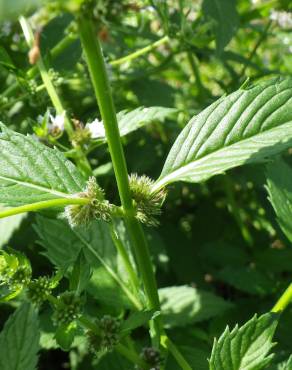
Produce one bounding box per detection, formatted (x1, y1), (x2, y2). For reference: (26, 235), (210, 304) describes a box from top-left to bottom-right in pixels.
(49, 111), (65, 131)
(86, 118), (106, 139)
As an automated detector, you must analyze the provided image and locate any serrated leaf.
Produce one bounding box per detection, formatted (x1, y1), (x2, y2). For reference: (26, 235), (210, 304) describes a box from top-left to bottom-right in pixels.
(159, 285), (233, 328)
(280, 356), (292, 370)
(35, 215), (117, 269)
(35, 216), (136, 309)
(266, 158), (292, 242)
(0, 124), (85, 206)
(0, 303), (40, 370)
(154, 77), (292, 190)
(209, 313), (279, 370)
(202, 0), (239, 53)
(95, 106), (176, 142)
(0, 207), (26, 248)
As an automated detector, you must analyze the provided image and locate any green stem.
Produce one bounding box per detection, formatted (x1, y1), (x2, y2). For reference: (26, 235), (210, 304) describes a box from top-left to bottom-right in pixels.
(161, 336), (192, 370)
(78, 15), (161, 341)
(240, 20), (272, 79)
(110, 224), (140, 294)
(116, 343), (149, 369)
(19, 16), (73, 135)
(186, 52), (205, 97)
(271, 283), (292, 313)
(19, 16), (92, 177)
(2, 31), (76, 98)
(71, 228), (142, 310)
(110, 36), (169, 67)
(0, 198), (89, 219)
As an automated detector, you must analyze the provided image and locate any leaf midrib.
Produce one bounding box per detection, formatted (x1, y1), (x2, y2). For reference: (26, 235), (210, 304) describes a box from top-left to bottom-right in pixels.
(153, 118), (292, 190)
(0, 175), (70, 198)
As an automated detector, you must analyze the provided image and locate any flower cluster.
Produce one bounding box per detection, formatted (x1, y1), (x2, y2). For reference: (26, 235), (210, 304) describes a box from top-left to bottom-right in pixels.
(0, 250), (31, 296)
(27, 276), (53, 306)
(87, 315), (121, 354)
(129, 174), (166, 226)
(137, 347), (162, 370)
(270, 10), (292, 29)
(52, 292), (83, 325)
(64, 177), (113, 227)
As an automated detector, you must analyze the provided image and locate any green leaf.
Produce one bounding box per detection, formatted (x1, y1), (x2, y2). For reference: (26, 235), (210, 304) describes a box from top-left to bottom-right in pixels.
(216, 266), (275, 296)
(116, 106), (176, 137)
(35, 216), (136, 308)
(35, 216), (118, 270)
(266, 158), (292, 243)
(87, 266), (133, 309)
(0, 303), (40, 370)
(159, 285), (233, 328)
(167, 347), (209, 370)
(0, 124), (85, 206)
(55, 323), (77, 351)
(154, 77), (292, 190)
(69, 251), (92, 294)
(280, 356), (292, 370)
(0, 207), (26, 248)
(202, 0), (239, 53)
(120, 310), (157, 336)
(34, 216), (83, 269)
(209, 313), (279, 370)
(95, 106), (176, 142)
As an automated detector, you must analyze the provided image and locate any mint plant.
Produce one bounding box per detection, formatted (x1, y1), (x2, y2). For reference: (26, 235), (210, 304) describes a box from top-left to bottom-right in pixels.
(0, 1), (292, 369)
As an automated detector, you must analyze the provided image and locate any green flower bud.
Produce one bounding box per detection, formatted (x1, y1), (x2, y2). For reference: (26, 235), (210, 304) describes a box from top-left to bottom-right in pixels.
(129, 174), (166, 227)
(87, 315), (121, 354)
(64, 177), (114, 227)
(27, 276), (53, 306)
(137, 347), (162, 370)
(0, 249), (32, 301)
(52, 292), (83, 326)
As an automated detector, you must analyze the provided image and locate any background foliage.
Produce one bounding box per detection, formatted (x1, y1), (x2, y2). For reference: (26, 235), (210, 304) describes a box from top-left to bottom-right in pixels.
(0, 0), (292, 369)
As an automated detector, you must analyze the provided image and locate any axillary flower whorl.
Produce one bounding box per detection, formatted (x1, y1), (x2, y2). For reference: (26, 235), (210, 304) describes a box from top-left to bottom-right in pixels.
(129, 174), (166, 227)
(64, 177), (113, 227)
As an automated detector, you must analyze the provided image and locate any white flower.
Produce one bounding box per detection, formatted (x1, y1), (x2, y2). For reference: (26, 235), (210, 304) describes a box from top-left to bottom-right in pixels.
(270, 10), (292, 29)
(48, 111), (65, 132)
(86, 118), (106, 139)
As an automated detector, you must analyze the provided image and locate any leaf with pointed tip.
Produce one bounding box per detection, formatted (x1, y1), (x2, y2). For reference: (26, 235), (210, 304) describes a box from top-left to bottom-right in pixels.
(280, 356), (292, 370)
(209, 313), (279, 370)
(202, 0), (239, 53)
(159, 285), (233, 328)
(0, 303), (40, 370)
(154, 77), (292, 191)
(120, 310), (157, 336)
(266, 158), (292, 243)
(0, 124), (85, 206)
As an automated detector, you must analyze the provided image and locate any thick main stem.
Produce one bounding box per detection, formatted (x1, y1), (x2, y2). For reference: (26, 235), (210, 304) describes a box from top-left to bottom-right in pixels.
(77, 17), (160, 313)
